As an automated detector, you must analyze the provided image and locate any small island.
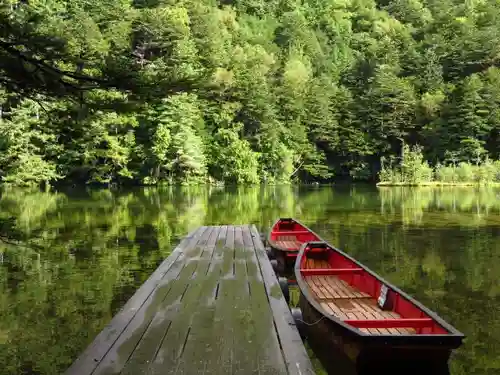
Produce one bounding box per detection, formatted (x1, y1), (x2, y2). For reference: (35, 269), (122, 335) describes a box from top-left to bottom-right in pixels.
(377, 145), (500, 187)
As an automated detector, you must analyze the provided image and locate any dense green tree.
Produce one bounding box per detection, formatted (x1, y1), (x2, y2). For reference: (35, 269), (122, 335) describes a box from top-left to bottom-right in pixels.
(210, 125), (259, 184)
(2, 0), (500, 186)
(0, 98), (59, 186)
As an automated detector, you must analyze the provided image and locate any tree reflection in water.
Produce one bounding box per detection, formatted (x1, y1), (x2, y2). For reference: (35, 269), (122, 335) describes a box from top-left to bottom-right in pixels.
(0, 185), (498, 375)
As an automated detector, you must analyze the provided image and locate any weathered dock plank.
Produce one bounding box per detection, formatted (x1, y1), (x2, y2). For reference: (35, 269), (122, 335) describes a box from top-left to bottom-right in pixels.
(244, 226), (288, 375)
(65, 224), (315, 375)
(231, 225), (257, 375)
(174, 226), (224, 375)
(250, 225), (316, 375)
(120, 226), (221, 375)
(64, 227), (205, 375)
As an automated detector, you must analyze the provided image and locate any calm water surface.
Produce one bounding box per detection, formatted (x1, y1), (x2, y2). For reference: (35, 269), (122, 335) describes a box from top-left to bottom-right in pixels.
(0, 185), (498, 374)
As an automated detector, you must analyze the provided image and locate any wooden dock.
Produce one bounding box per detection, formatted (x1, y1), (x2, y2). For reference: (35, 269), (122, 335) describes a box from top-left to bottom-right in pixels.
(65, 225), (315, 375)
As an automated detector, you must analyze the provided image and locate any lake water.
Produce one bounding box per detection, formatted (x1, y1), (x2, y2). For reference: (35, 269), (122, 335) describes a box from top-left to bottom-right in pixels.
(0, 185), (498, 374)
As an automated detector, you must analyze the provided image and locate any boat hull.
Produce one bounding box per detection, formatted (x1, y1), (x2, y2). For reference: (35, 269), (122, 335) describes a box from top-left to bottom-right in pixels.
(267, 218), (322, 274)
(299, 293), (453, 375)
(295, 241), (463, 375)
(267, 246), (296, 275)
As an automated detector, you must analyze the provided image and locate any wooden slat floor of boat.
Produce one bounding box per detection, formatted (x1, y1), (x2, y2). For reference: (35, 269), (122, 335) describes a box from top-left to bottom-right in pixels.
(304, 258), (415, 335)
(275, 235), (302, 250)
(65, 225), (314, 375)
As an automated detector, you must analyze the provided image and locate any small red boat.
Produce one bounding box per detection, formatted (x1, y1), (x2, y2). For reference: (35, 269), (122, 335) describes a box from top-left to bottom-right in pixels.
(294, 241), (464, 375)
(266, 218), (322, 273)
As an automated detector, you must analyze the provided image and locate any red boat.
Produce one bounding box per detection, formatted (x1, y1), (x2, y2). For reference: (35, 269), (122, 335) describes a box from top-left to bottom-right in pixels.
(266, 218), (322, 273)
(294, 241), (464, 375)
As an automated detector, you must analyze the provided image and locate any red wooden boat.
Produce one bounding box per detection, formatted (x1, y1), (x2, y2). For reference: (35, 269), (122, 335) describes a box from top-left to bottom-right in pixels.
(294, 241), (464, 375)
(266, 218), (322, 273)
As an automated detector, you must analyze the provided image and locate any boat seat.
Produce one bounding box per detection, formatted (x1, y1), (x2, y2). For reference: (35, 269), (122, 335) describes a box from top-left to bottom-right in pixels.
(304, 267), (416, 335)
(275, 235), (302, 250)
(304, 259), (371, 300)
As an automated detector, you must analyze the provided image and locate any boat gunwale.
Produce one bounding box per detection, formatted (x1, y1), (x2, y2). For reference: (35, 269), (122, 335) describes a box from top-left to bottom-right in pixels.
(294, 240), (465, 346)
(267, 217), (322, 253)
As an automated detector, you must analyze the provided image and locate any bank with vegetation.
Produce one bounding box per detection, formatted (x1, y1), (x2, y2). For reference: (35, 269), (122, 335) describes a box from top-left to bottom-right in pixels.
(2, 0), (500, 187)
(377, 145), (500, 186)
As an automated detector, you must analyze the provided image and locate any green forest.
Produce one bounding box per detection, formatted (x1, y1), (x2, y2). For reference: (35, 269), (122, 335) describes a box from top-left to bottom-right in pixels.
(2, 0), (500, 186)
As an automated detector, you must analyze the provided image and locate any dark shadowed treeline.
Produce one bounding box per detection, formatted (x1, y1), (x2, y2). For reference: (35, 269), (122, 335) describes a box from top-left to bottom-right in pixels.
(2, 0), (500, 186)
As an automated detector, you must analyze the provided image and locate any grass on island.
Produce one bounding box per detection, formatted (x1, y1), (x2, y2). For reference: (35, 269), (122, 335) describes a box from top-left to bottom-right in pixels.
(377, 145), (500, 188)
(376, 181), (500, 187)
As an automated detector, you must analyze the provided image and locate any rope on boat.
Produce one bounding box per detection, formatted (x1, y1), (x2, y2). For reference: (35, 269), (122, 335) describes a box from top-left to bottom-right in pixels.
(295, 315), (328, 326)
